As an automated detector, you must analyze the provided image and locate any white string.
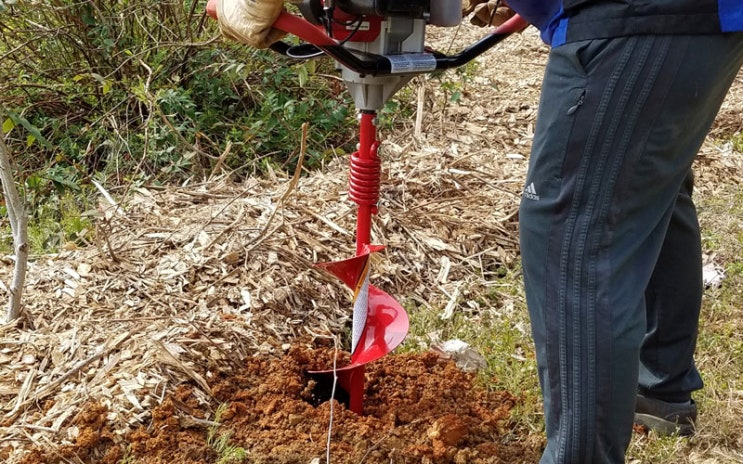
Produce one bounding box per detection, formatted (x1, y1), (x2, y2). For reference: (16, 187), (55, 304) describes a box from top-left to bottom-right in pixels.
(326, 335), (340, 464)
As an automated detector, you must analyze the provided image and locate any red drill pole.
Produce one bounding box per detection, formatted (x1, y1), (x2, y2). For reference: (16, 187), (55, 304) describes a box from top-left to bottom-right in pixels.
(339, 110), (380, 414)
(350, 111), (381, 254)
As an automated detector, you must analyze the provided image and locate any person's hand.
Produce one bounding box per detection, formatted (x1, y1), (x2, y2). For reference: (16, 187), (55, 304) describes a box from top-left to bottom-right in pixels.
(462, 0), (516, 27)
(212, 0), (286, 49)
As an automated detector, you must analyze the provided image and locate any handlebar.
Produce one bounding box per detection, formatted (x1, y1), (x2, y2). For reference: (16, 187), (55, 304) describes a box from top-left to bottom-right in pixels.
(206, 1), (529, 77)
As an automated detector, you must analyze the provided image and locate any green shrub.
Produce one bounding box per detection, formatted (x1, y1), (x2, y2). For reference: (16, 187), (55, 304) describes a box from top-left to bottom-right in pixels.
(1, 1), (355, 252)
(0, 1), (354, 183)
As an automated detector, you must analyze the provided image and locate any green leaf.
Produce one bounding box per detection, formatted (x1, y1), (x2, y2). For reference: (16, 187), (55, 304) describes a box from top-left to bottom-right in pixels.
(5, 111), (52, 149)
(46, 172), (80, 191)
(2, 118), (14, 134)
(297, 65), (309, 88)
(81, 5), (96, 26)
(26, 134), (36, 147)
(26, 173), (43, 190)
(90, 73), (106, 85)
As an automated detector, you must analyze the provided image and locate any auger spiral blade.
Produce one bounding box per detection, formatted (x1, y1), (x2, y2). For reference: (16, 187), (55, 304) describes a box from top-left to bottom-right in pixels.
(312, 245), (409, 415)
(317, 245), (409, 365)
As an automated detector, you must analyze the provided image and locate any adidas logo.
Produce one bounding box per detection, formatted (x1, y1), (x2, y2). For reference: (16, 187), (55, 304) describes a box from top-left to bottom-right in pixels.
(523, 182), (540, 201)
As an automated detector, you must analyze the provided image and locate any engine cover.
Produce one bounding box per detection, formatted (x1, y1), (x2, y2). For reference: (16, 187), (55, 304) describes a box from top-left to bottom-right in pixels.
(336, 0), (430, 18)
(298, 0), (460, 29)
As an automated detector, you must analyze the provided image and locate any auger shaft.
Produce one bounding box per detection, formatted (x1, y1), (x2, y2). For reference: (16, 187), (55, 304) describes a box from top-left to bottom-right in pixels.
(349, 111), (381, 254)
(347, 110), (380, 359)
(333, 110), (381, 415)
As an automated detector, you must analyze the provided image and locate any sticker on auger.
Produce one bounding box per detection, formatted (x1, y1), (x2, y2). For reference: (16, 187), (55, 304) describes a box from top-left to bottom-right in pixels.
(345, 21), (370, 31)
(387, 53), (437, 74)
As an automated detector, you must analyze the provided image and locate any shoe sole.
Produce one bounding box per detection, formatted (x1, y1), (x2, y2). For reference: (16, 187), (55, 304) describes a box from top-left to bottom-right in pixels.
(634, 412), (694, 437)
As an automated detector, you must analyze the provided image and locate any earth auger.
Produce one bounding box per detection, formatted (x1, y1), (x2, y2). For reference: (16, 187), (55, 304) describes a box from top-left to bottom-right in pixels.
(207, 0), (527, 414)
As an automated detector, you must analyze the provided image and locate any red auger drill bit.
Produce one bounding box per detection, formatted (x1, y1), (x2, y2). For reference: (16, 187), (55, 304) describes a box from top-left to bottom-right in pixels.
(313, 111), (409, 414)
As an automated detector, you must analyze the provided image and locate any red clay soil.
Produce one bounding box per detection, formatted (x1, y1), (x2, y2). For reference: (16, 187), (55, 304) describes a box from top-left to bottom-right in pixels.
(19, 345), (544, 464)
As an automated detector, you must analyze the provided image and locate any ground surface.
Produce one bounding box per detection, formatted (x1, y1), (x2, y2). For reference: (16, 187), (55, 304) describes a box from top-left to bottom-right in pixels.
(1, 19), (743, 464)
(17, 346), (544, 464)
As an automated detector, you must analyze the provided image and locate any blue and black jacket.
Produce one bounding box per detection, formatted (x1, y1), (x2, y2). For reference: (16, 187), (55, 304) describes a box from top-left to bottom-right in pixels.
(508, 0), (743, 46)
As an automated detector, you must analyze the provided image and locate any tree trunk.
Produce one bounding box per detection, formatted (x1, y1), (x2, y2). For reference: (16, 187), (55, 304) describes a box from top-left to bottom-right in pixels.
(0, 122), (28, 322)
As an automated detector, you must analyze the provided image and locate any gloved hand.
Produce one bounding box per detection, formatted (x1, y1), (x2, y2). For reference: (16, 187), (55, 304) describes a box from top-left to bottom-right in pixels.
(462, 0), (516, 27)
(213, 0), (286, 49)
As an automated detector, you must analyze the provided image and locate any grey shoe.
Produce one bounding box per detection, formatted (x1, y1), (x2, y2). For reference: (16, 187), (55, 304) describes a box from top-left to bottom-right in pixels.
(634, 394), (697, 437)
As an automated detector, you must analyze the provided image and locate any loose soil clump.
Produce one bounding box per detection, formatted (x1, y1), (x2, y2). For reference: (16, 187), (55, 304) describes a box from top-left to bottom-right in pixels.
(20, 344), (544, 464)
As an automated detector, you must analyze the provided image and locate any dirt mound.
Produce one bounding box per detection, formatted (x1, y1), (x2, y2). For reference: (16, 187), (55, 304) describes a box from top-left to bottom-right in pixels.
(20, 346), (543, 464)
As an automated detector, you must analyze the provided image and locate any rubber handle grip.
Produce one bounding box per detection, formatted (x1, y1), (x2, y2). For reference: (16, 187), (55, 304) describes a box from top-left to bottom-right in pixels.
(494, 13), (529, 34)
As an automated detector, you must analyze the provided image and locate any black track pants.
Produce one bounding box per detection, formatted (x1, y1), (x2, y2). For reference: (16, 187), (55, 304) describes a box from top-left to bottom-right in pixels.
(518, 33), (743, 464)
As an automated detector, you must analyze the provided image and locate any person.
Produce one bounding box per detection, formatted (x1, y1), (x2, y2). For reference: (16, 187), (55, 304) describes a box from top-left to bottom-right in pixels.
(505, 2), (743, 463)
(210, 1), (743, 462)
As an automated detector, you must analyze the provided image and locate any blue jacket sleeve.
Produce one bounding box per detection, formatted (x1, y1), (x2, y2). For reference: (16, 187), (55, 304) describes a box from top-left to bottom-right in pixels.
(506, 0), (565, 44)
